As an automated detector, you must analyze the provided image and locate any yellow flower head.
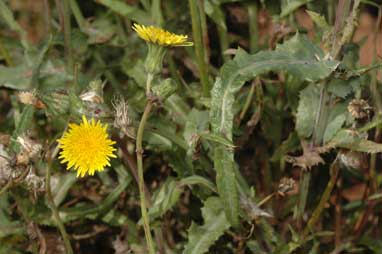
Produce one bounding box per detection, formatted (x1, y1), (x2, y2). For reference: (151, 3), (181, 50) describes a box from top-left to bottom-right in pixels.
(57, 116), (116, 177)
(132, 23), (193, 47)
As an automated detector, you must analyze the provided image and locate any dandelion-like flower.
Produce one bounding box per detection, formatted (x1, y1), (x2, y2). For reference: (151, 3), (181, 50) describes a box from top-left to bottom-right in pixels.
(132, 23), (193, 47)
(57, 116), (116, 177)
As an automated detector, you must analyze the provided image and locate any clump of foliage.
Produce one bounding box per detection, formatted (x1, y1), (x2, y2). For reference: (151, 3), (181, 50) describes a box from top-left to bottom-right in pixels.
(0, 0), (382, 253)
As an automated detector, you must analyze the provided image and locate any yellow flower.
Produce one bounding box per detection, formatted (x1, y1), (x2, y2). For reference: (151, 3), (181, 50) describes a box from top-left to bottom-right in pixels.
(132, 23), (193, 47)
(57, 116), (116, 177)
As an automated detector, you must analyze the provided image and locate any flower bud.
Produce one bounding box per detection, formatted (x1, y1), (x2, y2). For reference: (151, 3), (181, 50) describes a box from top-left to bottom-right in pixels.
(144, 44), (166, 75)
(151, 78), (177, 101)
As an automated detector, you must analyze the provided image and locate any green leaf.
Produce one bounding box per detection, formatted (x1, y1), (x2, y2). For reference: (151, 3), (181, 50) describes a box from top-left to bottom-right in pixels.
(210, 34), (338, 138)
(306, 10), (330, 30)
(210, 34), (337, 227)
(0, 64), (36, 90)
(280, 0), (313, 18)
(323, 114), (346, 144)
(213, 146), (239, 226)
(147, 176), (217, 222)
(327, 78), (360, 98)
(204, 0), (226, 30)
(179, 175), (217, 193)
(200, 133), (235, 148)
(328, 129), (382, 153)
(296, 84), (320, 138)
(52, 173), (77, 206)
(184, 197), (231, 254)
(147, 178), (183, 222)
(96, 0), (151, 24)
(0, 0), (29, 49)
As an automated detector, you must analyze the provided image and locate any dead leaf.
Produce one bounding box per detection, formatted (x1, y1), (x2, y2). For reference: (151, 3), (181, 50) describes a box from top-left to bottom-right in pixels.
(285, 141), (325, 170)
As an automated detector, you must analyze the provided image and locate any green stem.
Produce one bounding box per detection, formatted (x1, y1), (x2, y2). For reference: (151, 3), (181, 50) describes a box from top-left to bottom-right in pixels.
(188, 0), (209, 97)
(303, 161), (340, 237)
(62, 0), (74, 76)
(46, 156), (73, 254)
(146, 73), (154, 96)
(136, 79), (155, 254)
(248, 2), (259, 53)
(197, 0), (209, 63)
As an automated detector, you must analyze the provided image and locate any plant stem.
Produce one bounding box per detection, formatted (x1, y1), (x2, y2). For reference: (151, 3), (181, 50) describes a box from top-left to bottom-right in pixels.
(248, 2), (259, 53)
(303, 161), (340, 237)
(197, 0), (210, 63)
(146, 73), (154, 96)
(62, 0), (74, 76)
(188, 0), (209, 97)
(136, 78), (155, 253)
(46, 151), (73, 254)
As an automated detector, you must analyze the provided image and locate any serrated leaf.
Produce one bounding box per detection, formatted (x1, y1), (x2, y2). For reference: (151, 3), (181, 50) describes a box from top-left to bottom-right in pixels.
(210, 35), (337, 227)
(306, 10), (330, 30)
(184, 197), (230, 254)
(328, 129), (382, 153)
(147, 178), (183, 221)
(179, 175), (217, 193)
(296, 84), (320, 138)
(211, 34), (338, 138)
(327, 78), (356, 98)
(213, 146), (239, 226)
(323, 114), (346, 143)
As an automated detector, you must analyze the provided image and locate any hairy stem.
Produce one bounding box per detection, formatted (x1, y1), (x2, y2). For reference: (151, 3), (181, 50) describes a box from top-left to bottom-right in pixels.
(136, 81), (155, 253)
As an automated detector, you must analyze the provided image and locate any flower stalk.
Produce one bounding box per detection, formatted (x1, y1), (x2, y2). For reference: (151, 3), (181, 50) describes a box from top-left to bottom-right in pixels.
(46, 148), (73, 254)
(136, 81), (155, 254)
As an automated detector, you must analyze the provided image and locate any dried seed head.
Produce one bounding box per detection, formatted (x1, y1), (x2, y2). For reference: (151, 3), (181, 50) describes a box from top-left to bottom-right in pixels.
(18, 91), (45, 109)
(80, 80), (105, 104)
(348, 99), (372, 119)
(18, 91), (37, 105)
(16, 135), (42, 165)
(17, 135), (42, 158)
(112, 97), (135, 139)
(277, 177), (295, 196)
(24, 167), (45, 192)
